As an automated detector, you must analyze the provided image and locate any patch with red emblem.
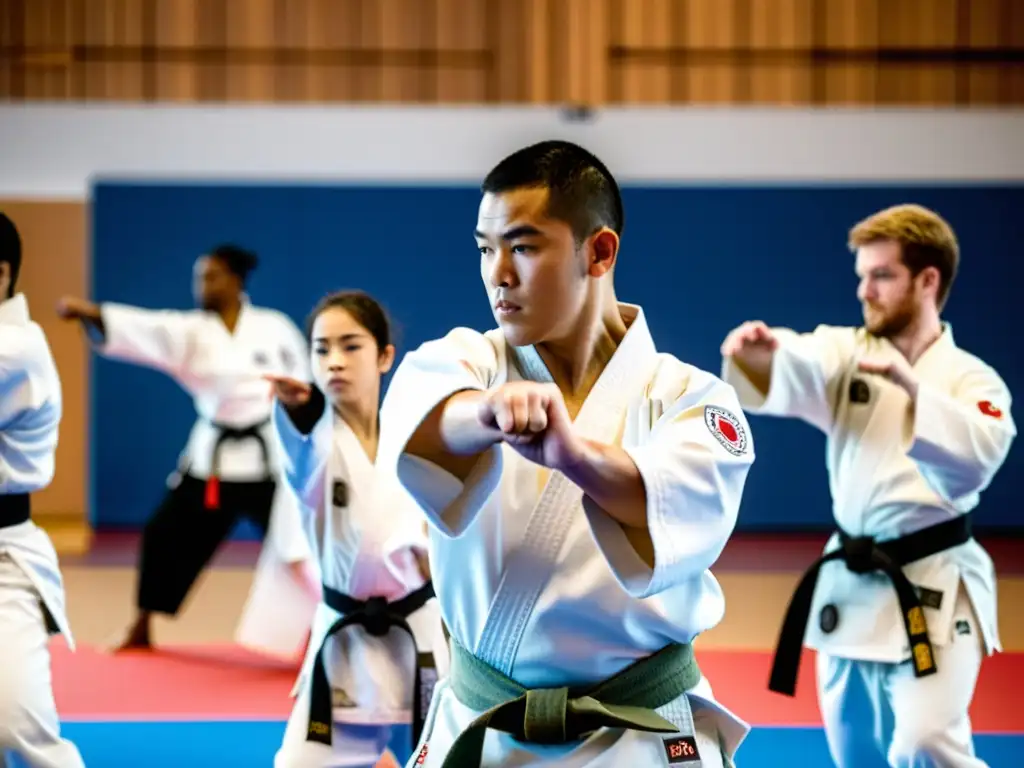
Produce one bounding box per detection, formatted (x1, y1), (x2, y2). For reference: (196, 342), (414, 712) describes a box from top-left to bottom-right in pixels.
(977, 400), (1003, 419)
(704, 405), (749, 455)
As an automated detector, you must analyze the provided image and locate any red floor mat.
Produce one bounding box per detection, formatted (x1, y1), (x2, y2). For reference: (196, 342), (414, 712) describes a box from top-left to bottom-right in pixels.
(53, 642), (297, 720)
(52, 642), (1023, 732)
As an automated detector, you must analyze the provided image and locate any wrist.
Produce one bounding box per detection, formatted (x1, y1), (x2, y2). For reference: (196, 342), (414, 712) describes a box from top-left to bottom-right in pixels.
(556, 436), (594, 480)
(902, 377), (919, 402)
(440, 390), (503, 455)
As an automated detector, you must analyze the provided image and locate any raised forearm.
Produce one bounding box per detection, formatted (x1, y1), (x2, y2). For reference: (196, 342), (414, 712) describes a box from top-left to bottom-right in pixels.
(561, 439), (648, 529)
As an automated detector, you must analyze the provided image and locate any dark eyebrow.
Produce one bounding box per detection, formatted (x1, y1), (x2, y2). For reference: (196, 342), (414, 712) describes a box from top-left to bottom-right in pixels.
(313, 333), (366, 344)
(474, 225), (544, 241)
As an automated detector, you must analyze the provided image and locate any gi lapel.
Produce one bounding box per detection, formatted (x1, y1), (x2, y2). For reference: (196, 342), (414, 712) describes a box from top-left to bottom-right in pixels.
(474, 305), (659, 675)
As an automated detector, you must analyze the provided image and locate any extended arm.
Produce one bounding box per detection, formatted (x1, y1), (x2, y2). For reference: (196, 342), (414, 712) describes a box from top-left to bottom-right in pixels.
(722, 323), (854, 433)
(378, 329), (505, 537)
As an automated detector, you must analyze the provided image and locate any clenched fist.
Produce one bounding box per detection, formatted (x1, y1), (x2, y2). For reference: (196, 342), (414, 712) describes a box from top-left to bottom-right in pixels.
(55, 296), (100, 322)
(478, 381), (582, 471)
(857, 355), (918, 399)
(720, 320), (778, 357)
(263, 374), (312, 408)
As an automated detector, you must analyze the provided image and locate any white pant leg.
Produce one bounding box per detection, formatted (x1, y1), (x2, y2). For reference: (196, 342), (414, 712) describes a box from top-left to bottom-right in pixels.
(883, 586), (988, 768)
(0, 554), (85, 768)
(816, 651), (892, 768)
(274, 680), (394, 768)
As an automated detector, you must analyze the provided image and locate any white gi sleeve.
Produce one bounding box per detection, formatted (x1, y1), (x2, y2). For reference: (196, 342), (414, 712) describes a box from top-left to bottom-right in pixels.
(585, 376), (755, 598)
(906, 365), (1017, 502)
(278, 313), (313, 382)
(96, 303), (197, 382)
(722, 324), (855, 433)
(379, 327), (504, 538)
(271, 392), (333, 513)
(0, 325), (59, 491)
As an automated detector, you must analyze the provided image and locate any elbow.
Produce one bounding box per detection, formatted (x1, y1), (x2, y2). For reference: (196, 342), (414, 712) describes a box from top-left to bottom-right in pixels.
(913, 429), (1015, 502)
(668, 511), (736, 579)
(646, 491), (743, 594)
(920, 462), (995, 504)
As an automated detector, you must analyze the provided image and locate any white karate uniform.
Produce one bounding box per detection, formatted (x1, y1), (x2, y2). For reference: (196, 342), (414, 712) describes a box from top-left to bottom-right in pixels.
(94, 298), (317, 656)
(272, 396), (448, 768)
(378, 304), (755, 768)
(722, 323), (1016, 767)
(0, 293), (84, 768)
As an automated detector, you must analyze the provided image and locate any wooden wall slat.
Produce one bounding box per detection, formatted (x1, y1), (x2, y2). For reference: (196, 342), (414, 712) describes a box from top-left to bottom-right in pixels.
(275, 0), (309, 103)
(749, 0), (814, 104)
(153, 0), (196, 102)
(525, 0), (550, 104)
(683, 0), (740, 104)
(966, 0), (1003, 105)
(2, 0), (1021, 106)
(0, 1), (11, 98)
(21, 0), (45, 98)
(304, 0), (342, 102)
(821, 0), (877, 105)
(491, 0), (521, 101)
(1004, 0), (1024, 103)
(434, 0), (488, 103)
(876, 0), (958, 105)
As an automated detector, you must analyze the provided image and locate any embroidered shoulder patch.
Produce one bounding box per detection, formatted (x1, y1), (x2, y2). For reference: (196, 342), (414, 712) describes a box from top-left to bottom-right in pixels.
(704, 405), (749, 456)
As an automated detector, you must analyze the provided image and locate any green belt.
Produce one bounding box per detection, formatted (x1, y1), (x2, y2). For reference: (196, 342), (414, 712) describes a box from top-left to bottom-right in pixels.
(441, 640), (702, 768)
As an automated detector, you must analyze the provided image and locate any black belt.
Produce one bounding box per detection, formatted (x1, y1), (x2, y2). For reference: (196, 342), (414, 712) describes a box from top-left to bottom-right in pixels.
(769, 514), (973, 696)
(306, 581), (437, 749)
(203, 418), (271, 509)
(0, 493), (30, 529)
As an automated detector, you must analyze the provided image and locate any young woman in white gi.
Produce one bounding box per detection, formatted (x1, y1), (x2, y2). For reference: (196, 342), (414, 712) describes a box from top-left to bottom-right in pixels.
(721, 204), (1016, 768)
(55, 244), (319, 658)
(376, 141), (756, 768)
(0, 212), (85, 768)
(266, 290), (445, 768)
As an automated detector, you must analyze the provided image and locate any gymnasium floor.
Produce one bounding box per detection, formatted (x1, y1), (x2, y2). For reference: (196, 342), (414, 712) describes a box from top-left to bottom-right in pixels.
(50, 533), (1023, 767)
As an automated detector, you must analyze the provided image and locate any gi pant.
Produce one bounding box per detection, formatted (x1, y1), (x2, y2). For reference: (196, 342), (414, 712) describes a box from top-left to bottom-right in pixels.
(274, 678), (398, 768)
(0, 553), (84, 768)
(138, 474), (275, 615)
(817, 584), (988, 768)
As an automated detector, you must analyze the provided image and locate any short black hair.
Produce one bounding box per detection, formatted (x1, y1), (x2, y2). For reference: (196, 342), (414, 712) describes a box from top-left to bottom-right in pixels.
(208, 243), (259, 284)
(481, 140), (624, 242)
(0, 212), (23, 297)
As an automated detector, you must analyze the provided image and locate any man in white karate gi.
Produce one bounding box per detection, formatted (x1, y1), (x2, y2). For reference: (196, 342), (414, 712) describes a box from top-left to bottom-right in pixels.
(377, 140), (756, 767)
(721, 203), (1016, 767)
(0, 212), (85, 767)
(57, 244), (318, 658)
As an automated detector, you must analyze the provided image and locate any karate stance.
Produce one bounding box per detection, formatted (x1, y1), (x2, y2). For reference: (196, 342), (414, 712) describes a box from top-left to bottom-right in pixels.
(56, 244), (318, 656)
(267, 290), (447, 768)
(721, 204), (1016, 767)
(0, 212), (85, 768)
(378, 140), (755, 767)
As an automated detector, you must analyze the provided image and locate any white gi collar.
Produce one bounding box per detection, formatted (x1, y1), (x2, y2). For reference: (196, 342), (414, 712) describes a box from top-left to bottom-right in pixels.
(0, 293), (31, 326)
(507, 302), (658, 396)
(874, 321), (957, 370)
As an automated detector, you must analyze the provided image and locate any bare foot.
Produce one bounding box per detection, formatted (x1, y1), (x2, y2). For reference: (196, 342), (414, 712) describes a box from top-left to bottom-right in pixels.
(108, 616), (153, 653)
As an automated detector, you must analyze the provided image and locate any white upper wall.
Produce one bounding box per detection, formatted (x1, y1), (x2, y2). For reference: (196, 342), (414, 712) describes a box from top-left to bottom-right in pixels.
(2, 104), (1023, 199)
